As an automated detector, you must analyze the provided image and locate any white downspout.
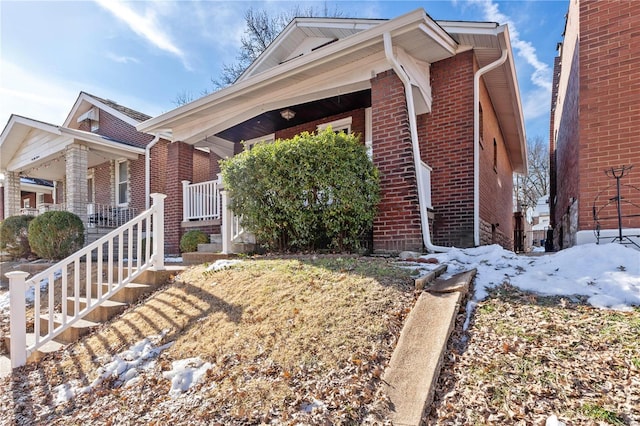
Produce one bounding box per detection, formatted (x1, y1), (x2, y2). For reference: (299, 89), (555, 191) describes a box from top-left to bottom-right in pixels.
(473, 48), (508, 246)
(145, 135), (161, 209)
(383, 32), (450, 253)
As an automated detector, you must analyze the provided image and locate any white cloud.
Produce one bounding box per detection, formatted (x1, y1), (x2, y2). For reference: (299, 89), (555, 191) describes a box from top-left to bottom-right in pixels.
(105, 52), (141, 64)
(94, 0), (191, 70)
(0, 61), (77, 127)
(522, 87), (551, 121)
(472, 0), (552, 92)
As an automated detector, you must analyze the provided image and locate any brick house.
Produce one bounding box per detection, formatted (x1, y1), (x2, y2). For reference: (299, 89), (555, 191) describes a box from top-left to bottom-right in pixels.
(139, 9), (527, 253)
(550, 0), (640, 249)
(0, 92), (214, 253)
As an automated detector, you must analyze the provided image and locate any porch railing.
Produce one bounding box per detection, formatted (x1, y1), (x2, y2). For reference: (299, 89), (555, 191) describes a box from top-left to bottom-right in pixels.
(182, 178), (222, 222)
(20, 203), (66, 216)
(87, 203), (138, 228)
(7, 193), (166, 369)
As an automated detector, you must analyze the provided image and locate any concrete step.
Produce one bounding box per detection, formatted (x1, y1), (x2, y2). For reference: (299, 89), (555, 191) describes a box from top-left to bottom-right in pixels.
(2, 334), (64, 369)
(92, 282), (153, 304)
(210, 234), (222, 244)
(0, 333), (64, 365)
(197, 243), (222, 253)
(181, 252), (236, 265)
(39, 314), (100, 344)
(66, 298), (127, 322)
(0, 355), (10, 378)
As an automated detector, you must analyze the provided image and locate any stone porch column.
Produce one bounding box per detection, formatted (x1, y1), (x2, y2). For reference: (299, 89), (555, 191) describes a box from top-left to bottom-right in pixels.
(65, 144), (88, 223)
(3, 171), (21, 218)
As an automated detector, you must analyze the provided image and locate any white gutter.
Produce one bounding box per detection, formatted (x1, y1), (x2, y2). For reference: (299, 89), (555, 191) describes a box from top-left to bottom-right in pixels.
(473, 48), (508, 246)
(383, 32), (450, 253)
(145, 135), (161, 209)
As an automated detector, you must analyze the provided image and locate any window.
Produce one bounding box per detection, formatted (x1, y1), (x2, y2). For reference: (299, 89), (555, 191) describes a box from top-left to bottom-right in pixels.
(87, 177), (94, 203)
(116, 160), (129, 205)
(317, 117), (352, 134)
(23, 198), (30, 208)
(37, 193), (45, 206)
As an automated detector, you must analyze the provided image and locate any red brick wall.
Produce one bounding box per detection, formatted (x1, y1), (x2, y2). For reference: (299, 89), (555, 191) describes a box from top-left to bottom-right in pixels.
(275, 109), (366, 141)
(165, 142), (194, 254)
(549, 56), (561, 234)
(93, 161), (113, 205)
(553, 46), (580, 247)
(192, 149), (211, 184)
(209, 152), (222, 180)
(129, 156), (146, 212)
(95, 110), (153, 149)
(370, 70), (423, 252)
(578, 0), (640, 232)
(150, 140), (169, 197)
(477, 71), (514, 248)
(421, 51), (475, 248)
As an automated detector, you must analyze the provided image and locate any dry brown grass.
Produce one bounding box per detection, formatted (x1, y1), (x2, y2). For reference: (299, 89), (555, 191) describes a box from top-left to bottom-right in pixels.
(1, 256), (417, 425)
(425, 283), (640, 425)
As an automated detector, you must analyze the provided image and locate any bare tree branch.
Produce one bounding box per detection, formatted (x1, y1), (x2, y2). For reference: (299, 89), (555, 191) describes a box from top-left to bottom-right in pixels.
(514, 136), (550, 210)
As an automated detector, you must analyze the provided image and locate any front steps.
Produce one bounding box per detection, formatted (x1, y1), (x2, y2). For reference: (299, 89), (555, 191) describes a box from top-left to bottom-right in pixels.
(3, 266), (183, 370)
(182, 233), (255, 265)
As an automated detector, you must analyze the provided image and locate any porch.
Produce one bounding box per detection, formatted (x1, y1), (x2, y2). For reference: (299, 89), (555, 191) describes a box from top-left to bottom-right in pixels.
(1, 115), (145, 230)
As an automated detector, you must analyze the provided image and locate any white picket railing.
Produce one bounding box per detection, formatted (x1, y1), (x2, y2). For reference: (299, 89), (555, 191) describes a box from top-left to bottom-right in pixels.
(182, 178), (222, 221)
(7, 193), (166, 369)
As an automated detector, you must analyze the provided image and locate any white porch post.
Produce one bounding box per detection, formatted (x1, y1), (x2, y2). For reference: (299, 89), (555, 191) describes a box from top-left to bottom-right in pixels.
(7, 270), (29, 368)
(151, 193), (166, 270)
(182, 180), (190, 222)
(65, 144), (88, 223)
(221, 190), (231, 254)
(4, 171), (21, 218)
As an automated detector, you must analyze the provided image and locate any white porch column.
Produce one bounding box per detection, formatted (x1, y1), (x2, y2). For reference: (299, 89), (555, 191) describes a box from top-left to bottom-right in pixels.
(4, 171), (21, 218)
(65, 144), (88, 223)
(7, 270), (29, 368)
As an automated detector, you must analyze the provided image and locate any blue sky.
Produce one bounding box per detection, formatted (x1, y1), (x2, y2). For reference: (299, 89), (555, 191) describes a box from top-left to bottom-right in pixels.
(0, 0), (568, 140)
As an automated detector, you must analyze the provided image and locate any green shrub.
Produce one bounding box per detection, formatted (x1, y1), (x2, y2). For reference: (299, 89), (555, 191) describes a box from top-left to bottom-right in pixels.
(0, 215), (35, 259)
(28, 211), (85, 260)
(180, 230), (209, 253)
(221, 128), (380, 252)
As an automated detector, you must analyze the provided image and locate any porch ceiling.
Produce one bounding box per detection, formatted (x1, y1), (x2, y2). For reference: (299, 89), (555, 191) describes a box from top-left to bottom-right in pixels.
(216, 89), (371, 143)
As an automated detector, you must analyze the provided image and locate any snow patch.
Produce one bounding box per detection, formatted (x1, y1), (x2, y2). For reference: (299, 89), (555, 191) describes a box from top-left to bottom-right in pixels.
(52, 330), (172, 405)
(162, 357), (213, 397)
(206, 259), (242, 272)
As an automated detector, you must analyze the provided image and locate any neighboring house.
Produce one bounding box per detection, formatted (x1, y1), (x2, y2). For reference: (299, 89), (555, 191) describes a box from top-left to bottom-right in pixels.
(0, 92), (215, 253)
(529, 195), (551, 249)
(138, 8), (527, 254)
(550, 0), (640, 249)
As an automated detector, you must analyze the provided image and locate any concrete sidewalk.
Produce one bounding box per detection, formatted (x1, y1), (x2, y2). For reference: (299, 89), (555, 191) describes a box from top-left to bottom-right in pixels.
(383, 269), (476, 425)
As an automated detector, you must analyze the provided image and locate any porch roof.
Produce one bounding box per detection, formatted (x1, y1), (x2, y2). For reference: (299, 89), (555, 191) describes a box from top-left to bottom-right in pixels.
(137, 8), (458, 145)
(138, 8), (526, 172)
(0, 115), (145, 181)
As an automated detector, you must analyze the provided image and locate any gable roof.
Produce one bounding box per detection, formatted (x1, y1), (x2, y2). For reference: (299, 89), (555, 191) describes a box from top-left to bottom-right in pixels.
(238, 16), (387, 81)
(63, 91), (151, 129)
(0, 114), (144, 179)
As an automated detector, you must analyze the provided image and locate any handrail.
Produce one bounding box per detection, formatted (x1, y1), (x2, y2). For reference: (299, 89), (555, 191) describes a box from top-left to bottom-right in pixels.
(7, 194), (166, 368)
